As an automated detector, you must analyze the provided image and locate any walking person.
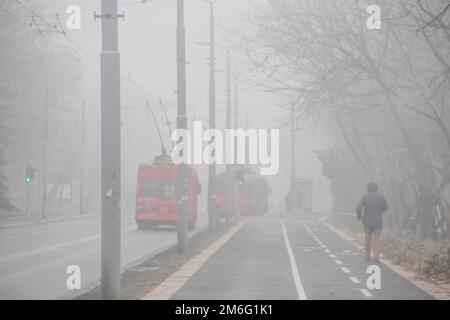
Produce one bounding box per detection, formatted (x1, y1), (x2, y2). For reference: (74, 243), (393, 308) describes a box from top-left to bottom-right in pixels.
(285, 190), (292, 213)
(356, 183), (388, 263)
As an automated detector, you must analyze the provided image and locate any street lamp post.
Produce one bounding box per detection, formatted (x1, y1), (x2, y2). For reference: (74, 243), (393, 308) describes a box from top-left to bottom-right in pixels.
(176, 0), (189, 253)
(204, 0), (217, 233)
(100, 0), (122, 299)
(225, 49), (232, 223)
(196, 40), (232, 223)
(290, 103), (296, 214)
(234, 75), (241, 217)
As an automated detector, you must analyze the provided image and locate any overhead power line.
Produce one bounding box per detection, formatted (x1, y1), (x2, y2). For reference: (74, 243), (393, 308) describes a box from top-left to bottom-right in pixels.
(1, 0), (165, 102)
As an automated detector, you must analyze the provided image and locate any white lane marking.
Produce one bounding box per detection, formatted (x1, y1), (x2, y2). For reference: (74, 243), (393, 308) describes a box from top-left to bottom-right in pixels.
(298, 220), (315, 237)
(341, 267), (350, 273)
(321, 245), (327, 249)
(325, 249), (331, 253)
(350, 277), (360, 284)
(0, 247), (99, 285)
(335, 260), (342, 265)
(1, 234), (23, 240)
(0, 226), (135, 263)
(143, 221), (245, 300)
(360, 289), (373, 297)
(281, 220), (307, 300)
(330, 254), (336, 258)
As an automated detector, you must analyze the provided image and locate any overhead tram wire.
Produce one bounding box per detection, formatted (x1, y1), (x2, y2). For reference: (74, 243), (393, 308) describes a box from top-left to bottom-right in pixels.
(37, 0), (157, 18)
(5, 0), (166, 105)
(0, 4), (99, 76)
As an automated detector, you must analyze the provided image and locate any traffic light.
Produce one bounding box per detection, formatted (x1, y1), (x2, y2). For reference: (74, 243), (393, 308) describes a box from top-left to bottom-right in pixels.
(235, 169), (244, 188)
(25, 167), (37, 184)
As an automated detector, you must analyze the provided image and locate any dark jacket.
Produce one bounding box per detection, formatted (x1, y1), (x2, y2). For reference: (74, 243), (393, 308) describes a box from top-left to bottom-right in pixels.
(356, 191), (388, 230)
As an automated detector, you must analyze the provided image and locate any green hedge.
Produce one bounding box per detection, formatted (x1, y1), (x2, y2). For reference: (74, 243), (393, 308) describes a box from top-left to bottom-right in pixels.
(382, 230), (450, 281)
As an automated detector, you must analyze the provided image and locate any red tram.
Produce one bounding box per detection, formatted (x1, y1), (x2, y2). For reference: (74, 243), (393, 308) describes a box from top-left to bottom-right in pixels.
(216, 168), (269, 217)
(239, 171), (269, 216)
(135, 155), (201, 229)
(215, 172), (236, 217)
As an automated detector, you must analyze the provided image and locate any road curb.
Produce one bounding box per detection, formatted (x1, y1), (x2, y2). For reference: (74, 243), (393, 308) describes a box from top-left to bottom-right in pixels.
(322, 218), (450, 300)
(66, 223), (209, 300)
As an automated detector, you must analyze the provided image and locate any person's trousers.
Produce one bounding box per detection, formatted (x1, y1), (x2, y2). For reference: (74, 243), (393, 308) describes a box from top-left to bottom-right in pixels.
(364, 227), (381, 261)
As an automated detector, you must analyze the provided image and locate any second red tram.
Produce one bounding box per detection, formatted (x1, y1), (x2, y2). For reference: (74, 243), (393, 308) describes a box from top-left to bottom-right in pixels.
(216, 168), (269, 217)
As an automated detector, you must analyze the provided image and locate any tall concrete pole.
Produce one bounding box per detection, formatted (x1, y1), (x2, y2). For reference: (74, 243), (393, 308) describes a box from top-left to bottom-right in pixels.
(80, 99), (85, 215)
(100, 0), (121, 300)
(176, 0), (189, 253)
(234, 75), (240, 217)
(207, 1), (217, 232)
(225, 49), (231, 223)
(41, 83), (48, 220)
(290, 103), (296, 214)
(234, 75), (238, 129)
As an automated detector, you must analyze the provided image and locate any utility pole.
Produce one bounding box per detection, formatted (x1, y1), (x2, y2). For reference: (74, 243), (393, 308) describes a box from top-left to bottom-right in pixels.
(80, 99), (85, 215)
(206, 0), (217, 233)
(245, 105), (249, 129)
(234, 75), (238, 129)
(225, 49), (231, 223)
(234, 75), (240, 218)
(290, 103), (296, 214)
(26, 183), (30, 220)
(41, 84), (48, 220)
(176, 0), (189, 253)
(99, 0), (122, 300)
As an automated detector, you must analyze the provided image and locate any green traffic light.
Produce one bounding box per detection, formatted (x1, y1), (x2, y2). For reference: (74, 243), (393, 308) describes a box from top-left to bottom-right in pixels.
(25, 176), (31, 184)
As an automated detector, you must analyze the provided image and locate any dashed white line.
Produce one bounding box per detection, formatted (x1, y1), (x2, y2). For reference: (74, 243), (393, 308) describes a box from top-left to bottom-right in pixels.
(325, 249), (331, 253)
(335, 260), (342, 265)
(0, 226), (135, 263)
(341, 267), (350, 273)
(360, 289), (373, 297)
(329, 254), (336, 258)
(298, 220), (315, 237)
(281, 220), (307, 300)
(321, 245), (327, 249)
(349, 277), (360, 284)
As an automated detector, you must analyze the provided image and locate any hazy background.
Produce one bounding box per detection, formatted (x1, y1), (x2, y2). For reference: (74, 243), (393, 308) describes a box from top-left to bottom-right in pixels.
(2, 0), (332, 218)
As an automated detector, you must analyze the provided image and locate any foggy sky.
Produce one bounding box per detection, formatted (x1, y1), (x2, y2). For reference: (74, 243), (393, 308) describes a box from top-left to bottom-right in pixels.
(38, 0), (332, 213)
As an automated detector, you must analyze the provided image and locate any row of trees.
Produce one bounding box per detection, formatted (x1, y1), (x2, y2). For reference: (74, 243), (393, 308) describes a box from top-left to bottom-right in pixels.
(232, 0), (450, 239)
(0, 1), (81, 214)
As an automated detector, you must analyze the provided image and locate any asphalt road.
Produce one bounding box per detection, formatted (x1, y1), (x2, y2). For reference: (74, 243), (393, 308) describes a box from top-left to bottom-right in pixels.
(172, 214), (433, 300)
(0, 211), (207, 300)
